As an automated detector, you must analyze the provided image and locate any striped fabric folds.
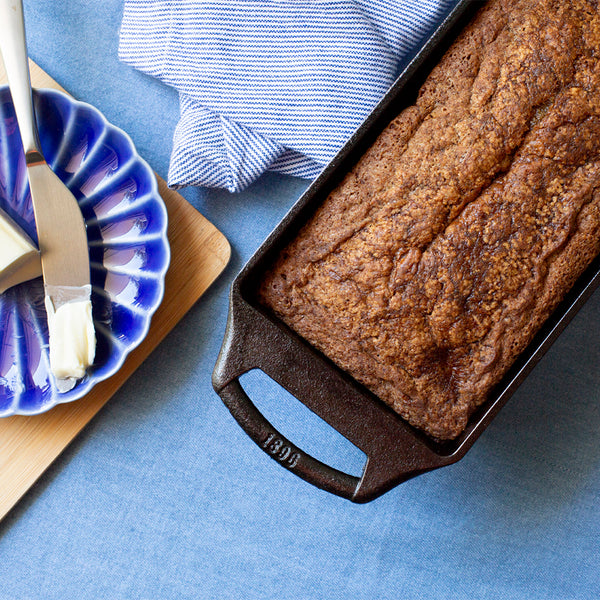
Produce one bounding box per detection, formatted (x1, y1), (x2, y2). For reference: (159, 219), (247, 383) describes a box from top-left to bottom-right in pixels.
(119, 1), (457, 192)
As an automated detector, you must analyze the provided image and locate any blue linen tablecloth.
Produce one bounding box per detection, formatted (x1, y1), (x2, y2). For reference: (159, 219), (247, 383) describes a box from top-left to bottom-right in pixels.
(0, 1), (599, 599)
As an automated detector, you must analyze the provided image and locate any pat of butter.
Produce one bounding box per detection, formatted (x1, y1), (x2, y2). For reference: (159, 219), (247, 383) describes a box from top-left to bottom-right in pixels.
(45, 297), (96, 381)
(0, 207), (41, 294)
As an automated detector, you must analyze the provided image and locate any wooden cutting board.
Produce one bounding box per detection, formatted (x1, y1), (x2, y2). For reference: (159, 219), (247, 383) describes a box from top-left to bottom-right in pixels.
(0, 61), (231, 520)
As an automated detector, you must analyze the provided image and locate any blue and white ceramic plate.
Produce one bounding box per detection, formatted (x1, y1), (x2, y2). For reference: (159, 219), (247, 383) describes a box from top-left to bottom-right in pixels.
(0, 87), (170, 416)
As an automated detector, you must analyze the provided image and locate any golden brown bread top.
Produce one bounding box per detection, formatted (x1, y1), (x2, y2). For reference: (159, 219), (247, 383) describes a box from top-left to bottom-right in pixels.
(260, 0), (600, 439)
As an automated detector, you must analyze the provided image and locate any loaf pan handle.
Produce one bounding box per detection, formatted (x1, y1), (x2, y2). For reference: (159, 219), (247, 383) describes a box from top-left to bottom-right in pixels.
(218, 378), (362, 501)
(213, 290), (455, 503)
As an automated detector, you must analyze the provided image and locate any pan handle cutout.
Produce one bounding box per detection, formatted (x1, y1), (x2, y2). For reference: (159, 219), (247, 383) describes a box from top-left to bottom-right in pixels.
(219, 377), (364, 501)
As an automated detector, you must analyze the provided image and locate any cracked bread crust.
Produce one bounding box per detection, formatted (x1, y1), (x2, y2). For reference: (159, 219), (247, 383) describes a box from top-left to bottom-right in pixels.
(259, 0), (600, 440)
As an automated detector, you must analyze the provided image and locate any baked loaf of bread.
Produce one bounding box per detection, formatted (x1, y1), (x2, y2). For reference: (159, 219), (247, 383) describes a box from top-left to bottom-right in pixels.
(259, 0), (600, 440)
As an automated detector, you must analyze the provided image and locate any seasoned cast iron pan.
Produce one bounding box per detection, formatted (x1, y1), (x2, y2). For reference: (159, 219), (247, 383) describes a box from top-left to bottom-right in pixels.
(213, 0), (600, 502)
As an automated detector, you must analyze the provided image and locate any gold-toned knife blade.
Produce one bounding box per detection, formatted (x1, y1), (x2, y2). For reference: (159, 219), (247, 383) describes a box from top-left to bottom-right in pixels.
(26, 159), (90, 291)
(0, 0), (95, 390)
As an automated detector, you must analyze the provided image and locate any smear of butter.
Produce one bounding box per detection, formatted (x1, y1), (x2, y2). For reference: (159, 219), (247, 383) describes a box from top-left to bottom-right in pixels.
(0, 207), (41, 294)
(45, 296), (96, 381)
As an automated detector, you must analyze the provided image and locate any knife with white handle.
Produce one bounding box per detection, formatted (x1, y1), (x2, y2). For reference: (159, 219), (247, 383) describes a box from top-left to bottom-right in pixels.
(0, 0), (95, 391)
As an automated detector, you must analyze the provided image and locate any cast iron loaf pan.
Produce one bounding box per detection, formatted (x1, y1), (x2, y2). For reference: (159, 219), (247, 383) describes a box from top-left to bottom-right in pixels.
(213, 0), (600, 503)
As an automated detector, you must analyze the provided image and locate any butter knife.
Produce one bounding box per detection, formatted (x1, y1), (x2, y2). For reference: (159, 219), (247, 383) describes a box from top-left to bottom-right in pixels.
(0, 0), (95, 391)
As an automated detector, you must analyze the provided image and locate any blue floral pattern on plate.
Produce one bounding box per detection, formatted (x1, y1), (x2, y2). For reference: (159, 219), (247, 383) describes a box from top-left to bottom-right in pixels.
(0, 87), (170, 416)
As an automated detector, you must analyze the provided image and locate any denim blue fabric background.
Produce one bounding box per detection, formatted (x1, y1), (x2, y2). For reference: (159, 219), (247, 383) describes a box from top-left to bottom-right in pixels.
(1, 1), (599, 599)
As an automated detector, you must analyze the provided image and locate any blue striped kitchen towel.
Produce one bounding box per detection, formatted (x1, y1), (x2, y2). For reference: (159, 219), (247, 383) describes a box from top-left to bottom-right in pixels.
(119, 1), (458, 193)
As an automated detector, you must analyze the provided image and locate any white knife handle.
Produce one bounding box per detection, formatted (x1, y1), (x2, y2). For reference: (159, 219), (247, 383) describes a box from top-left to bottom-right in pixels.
(0, 0), (43, 160)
